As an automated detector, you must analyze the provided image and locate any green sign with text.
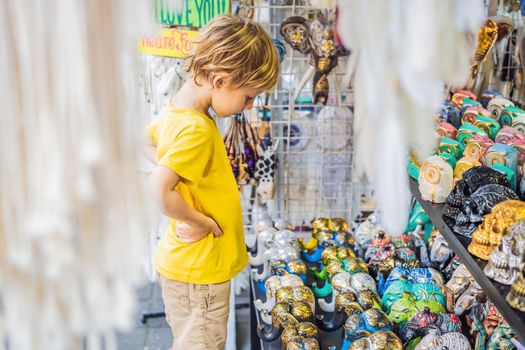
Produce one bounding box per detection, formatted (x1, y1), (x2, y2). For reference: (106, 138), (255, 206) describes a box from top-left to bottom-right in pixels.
(155, 0), (231, 28)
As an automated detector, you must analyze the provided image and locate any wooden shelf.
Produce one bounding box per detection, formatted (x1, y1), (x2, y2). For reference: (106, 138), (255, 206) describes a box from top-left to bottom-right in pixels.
(410, 178), (525, 344)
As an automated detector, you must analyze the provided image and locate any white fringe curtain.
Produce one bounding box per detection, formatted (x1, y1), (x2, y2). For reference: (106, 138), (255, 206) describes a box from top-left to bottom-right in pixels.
(337, 0), (484, 235)
(0, 1), (155, 349)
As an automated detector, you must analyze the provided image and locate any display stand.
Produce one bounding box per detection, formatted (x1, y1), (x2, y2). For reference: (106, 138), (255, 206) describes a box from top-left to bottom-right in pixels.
(249, 267), (343, 349)
(410, 178), (525, 343)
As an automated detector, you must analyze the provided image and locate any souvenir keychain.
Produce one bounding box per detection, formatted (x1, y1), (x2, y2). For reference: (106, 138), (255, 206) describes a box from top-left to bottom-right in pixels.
(254, 95), (279, 200)
(223, 112), (260, 187)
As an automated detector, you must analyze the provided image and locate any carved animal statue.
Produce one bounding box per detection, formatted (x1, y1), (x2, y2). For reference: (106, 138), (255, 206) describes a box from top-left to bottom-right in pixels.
(415, 330), (472, 350)
(400, 308), (462, 343)
(254, 140), (279, 200)
(486, 322), (515, 350)
(454, 281), (487, 315)
(430, 234), (453, 270)
(254, 274), (304, 314)
(257, 286), (316, 342)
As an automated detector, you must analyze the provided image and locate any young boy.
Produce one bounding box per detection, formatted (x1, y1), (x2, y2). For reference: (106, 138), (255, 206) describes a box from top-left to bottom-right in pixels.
(144, 15), (279, 350)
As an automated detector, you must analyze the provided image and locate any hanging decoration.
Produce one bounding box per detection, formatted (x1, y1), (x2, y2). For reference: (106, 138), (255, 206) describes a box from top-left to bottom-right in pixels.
(469, 19), (498, 90)
(0, 1), (150, 350)
(337, 0), (484, 236)
(254, 98), (279, 201)
(280, 11), (347, 104)
(307, 0), (336, 9)
(224, 113), (261, 187)
(315, 106), (353, 212)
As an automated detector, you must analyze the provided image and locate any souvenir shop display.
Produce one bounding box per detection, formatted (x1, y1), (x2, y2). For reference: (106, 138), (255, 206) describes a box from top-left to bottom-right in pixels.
(406, 86), (525, 345)
(13, 0), (525, 348)
(252, 80), (525, 345)
(248, 210), (513, 349)
(238, 1), (525, 349)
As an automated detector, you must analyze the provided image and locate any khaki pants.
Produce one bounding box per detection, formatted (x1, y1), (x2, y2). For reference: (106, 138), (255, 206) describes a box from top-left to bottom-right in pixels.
(159, 275), (231, 350)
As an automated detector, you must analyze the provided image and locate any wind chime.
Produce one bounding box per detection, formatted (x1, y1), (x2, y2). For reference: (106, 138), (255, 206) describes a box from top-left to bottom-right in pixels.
(0, 1), (149, 349)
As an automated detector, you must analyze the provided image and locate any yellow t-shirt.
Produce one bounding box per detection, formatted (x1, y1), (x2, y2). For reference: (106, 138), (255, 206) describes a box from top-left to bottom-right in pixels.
(147, 108), (248, 284)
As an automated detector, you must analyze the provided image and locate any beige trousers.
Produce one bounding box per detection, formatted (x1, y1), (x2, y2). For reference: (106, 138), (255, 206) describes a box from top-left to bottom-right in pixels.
(159, 275), (231, 350)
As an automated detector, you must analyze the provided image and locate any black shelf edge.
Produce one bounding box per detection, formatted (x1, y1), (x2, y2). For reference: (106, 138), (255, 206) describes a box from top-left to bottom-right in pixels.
(410, 178), (525, 344)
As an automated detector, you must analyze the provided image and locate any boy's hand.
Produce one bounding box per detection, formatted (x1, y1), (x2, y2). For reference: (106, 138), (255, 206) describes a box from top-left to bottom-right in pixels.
(176, 216), (223, 243)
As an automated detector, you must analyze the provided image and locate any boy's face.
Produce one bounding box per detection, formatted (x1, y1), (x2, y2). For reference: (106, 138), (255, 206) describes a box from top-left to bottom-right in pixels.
(210, 84), (262, 117)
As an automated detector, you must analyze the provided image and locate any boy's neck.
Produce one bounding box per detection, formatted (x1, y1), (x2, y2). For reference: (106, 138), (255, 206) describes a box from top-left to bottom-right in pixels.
(170, 79), (212, 117)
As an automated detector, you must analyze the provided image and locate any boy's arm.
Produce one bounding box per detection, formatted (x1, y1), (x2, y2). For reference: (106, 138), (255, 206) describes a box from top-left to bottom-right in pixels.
(149, 166), (222, 242)
(142, 130), (159, 164)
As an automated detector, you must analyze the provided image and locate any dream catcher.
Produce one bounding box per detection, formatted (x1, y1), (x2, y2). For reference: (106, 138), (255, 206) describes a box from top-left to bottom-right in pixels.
(224, 113), (260, 187)
(280, 11), (348, 104)
(282, 110), (317, 224)
(337, 0), (484, 235)
(315, 106), (353, 213)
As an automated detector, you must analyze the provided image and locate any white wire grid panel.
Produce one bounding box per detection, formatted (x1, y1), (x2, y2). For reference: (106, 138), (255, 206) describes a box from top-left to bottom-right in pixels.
(238, 0), (373, 241)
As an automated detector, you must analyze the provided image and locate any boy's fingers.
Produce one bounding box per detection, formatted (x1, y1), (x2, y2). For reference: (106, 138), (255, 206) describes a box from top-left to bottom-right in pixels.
(212, 223), (223, 237)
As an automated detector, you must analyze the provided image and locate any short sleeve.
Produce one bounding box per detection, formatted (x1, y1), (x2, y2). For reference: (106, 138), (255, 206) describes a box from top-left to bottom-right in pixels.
(158, 124), (213, 185)
(146, 121), (158, 145)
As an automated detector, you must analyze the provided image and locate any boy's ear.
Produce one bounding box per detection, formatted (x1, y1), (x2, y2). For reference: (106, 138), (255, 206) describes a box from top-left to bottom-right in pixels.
(212, 76), (225, 89)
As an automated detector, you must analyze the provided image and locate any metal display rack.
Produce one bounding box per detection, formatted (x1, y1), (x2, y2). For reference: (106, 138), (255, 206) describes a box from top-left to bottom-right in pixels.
(410, 178), (525, 344)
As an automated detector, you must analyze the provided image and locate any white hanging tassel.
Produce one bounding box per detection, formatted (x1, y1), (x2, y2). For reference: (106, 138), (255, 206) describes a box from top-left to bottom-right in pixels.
(308, 0), (336, 10)
(337, 0), (483, 235)
(161, 0), (185, 13)
(0, 1), (151, 349)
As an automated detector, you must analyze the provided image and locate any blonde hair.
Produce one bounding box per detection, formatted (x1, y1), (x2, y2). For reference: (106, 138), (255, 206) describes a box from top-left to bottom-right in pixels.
(185, 15), (280, 92)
